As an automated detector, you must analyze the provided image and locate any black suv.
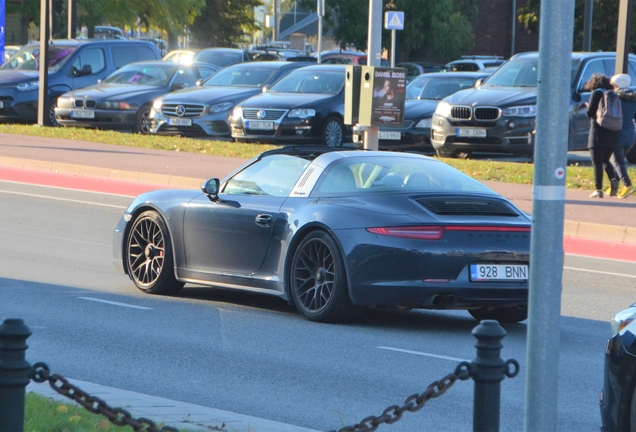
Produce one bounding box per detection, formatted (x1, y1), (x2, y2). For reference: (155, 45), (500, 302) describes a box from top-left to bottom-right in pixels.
(0, 39), (161, 125)
(431, 51), (636, 159)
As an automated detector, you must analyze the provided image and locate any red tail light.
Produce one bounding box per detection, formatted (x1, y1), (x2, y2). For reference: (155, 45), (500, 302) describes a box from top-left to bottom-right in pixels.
(367, 225), (530, 240)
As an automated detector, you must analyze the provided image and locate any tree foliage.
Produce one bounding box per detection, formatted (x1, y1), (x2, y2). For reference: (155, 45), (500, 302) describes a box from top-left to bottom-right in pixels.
(190, 0), (262, 47)
(298, 0), (476, 62)
(518, 0), (636, 52)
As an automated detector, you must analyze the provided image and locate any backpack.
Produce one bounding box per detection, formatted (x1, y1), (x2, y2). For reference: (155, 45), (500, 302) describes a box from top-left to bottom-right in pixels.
(596, 89), (623, 131)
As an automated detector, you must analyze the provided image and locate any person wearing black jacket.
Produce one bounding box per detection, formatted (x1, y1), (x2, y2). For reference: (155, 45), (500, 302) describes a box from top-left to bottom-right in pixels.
(585, 73), (619, 198)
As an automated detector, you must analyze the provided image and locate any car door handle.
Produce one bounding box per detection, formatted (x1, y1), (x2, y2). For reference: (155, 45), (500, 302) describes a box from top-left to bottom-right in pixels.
(255, 214), (273, 227)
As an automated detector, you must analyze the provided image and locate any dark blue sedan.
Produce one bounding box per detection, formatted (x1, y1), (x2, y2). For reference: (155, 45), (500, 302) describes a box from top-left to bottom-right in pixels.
(55, 60), (219, 133)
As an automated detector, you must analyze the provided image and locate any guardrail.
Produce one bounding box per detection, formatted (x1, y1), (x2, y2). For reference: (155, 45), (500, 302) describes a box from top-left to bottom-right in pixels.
(0, 318), (518, 432)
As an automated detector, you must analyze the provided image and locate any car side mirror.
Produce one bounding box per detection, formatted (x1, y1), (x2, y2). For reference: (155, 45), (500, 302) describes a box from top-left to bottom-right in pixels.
(572, 92), (582, 103)
(475, 78), (484, 88)
(202, 178), (220, 199)
(170, 83), (186, 91)
(195, 79), (202, 86)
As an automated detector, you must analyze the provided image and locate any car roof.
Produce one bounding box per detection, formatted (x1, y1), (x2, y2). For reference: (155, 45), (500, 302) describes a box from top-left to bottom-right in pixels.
(510, 51), (636, 61)
(24, 39), (155, 48)
(224, 60), (308, 69)
(257, 145), (430, 162)
(291, 64), (347, 72)
(413, 71), (490, 78)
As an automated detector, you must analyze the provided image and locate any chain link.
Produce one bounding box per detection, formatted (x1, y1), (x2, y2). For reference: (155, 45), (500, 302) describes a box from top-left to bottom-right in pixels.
(30, 362), (179, 432)
(329, 367), (470, 432)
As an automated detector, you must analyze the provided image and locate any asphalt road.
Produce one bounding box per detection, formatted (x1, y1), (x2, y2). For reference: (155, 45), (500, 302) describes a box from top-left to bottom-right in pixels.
(1, 180), (635, 431)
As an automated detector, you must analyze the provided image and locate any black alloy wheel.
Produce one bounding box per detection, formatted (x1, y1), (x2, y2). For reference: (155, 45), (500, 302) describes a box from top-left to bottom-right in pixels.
(468, 305), (528, 323)
(126, 210), (183, 295)
(322, 116), (344, 147)
(290, 231), (355, 322)
(135, 105), (152, 134)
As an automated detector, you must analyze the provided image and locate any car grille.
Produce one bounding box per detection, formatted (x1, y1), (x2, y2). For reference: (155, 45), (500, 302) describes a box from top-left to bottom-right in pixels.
(243, 109), (286, 120)
(73, 100), (96, 108)
(161, 103), (205, 117)
(474, 107), (500, 121)
(415, 197), (519, 216)
(450, 106), (471, 120)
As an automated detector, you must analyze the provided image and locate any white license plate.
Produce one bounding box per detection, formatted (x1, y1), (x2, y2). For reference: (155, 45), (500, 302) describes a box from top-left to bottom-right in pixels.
(71, 109), (94, 119)
(456, 128), (486, 138)
(470, 264), (528, 281)
(246, 121), (274, 130)
(379, 131), (401, 140)
(168, 118), (192, 126)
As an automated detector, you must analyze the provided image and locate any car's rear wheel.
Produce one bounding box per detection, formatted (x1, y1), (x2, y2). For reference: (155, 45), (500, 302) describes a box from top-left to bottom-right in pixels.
(290, 231), (355, 322)
(626, 146), (636, 164)
(323, 117), (344, 147)
(46, 97), (60, 127)
(468, 305), (528, 323)
(126, 210), (183, 295)
(134, 105), (152, 134)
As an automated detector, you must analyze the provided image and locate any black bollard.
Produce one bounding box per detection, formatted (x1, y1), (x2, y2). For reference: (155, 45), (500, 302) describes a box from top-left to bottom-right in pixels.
(0, 319), (32, 432)
(470, 319), (518, 432)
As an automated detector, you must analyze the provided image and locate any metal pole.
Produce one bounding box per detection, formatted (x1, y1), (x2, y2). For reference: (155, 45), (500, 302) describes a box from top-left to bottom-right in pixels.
(524, 0), (575, 430)
(317, 0), (323, 63)
(511, 0), (516, 57)
(274, 0), (279, 41)
(363, 0), (382, 151)
(390, 29), (395, 67)
(37, 0), (51, 126)
(583, 0), (593, 51)
(67, 0), (76, 38)
(616, 0), (633, 75)
(471, 320), (513, 432)
(0, 319), (33, 432)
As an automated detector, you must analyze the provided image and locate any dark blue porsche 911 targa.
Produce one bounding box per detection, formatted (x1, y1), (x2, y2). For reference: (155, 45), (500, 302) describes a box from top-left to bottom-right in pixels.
(113, 146), (531, 323)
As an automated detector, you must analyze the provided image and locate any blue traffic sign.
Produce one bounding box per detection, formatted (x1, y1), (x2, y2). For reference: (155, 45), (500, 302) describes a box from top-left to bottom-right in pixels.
(385, 11), (404, 30)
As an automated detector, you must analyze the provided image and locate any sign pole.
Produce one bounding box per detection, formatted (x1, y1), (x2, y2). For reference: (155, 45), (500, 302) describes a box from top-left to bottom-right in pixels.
(390, 29), (395, 67)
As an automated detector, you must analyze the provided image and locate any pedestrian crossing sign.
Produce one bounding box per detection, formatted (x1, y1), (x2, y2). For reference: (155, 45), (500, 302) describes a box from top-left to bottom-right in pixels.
(385, 11), (404, 30)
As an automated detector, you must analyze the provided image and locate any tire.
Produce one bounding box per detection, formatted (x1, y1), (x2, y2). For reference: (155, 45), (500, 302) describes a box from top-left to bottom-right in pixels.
(468, 305), (528, 323)
(134, 105), (152, 134)
(45, 97), (60, 127)
(289, 231), (355, 322)
(126, 210), (184, 295)
(436, 149), (456, 158)
(322, 117), (344, 147)
(627, 146), (636, 164)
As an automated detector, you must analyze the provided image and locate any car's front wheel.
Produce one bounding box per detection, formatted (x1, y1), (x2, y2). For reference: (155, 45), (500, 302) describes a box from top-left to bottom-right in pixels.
(126, 210), (183, 295)
(134, 105), (152, 134)
(46, 97), (60, 127)
(322, 116), (344, 147)
(289, 231), (355, 322)
(468, 305), (528, 323)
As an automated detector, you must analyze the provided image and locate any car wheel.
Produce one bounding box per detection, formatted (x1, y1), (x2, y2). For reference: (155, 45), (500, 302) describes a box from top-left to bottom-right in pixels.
(627, 146), (636, 164)
(457, 151), (472, 159)
(468, 306), (528, 323)
(289, 231), (355, 322)
(323, 117), (344, 147)
(436, 149), (456, 158)
(126, 210), (184, 295)
(134, 105), (152, 134)
(46, 97), (60, 127)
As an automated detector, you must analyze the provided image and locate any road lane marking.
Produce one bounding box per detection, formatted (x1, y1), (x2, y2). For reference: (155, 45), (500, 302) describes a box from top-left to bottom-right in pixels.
(78, 297), (153, 310)
(378, 346), (470, 362)
(0, 190), (127, 209)
(566, 253), (636, 264)
(0, 227), (109, 247)
(564, 267), (636, 279)
(0, 179), (133, 197)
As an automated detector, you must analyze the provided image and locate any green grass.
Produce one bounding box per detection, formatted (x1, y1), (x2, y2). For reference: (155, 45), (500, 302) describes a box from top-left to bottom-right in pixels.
(1, 123), (633, 190)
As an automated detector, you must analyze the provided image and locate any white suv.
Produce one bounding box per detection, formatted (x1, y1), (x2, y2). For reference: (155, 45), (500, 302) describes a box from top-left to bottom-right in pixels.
(445, 56), (505, 72)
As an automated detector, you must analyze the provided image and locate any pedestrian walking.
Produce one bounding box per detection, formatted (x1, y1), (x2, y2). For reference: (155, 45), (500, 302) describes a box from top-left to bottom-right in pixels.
(585, 73), (619, 198)
(605, 73), (636, 199)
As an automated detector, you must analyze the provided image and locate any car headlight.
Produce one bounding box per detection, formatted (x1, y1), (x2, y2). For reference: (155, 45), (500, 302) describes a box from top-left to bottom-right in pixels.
(415, 118), (432, 128)
(434, 101), (451, 117)
(288, 108), (316, 118)
(503, 105), (536, 117)
(152, 99), (163, 112)
(208, 101), (234, 114)
(98, 101), (132, 110)
(611, 305), (636, 335)
(16, 81), (39, 91)
(231, 105), (242, 120)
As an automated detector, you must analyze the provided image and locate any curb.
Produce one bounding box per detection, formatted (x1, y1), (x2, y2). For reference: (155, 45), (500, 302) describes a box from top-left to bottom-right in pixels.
(2, 155), (635, 245)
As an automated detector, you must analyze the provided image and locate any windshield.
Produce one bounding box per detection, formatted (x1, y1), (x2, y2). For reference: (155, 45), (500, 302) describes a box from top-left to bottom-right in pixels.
(203, 66), (276, 87)
(1, 44), (78, 71)
(406, 75), (480, 100)
(483, 57), (539, 87)
(269, 70), (344, 94)
(104, 63), (174, 86)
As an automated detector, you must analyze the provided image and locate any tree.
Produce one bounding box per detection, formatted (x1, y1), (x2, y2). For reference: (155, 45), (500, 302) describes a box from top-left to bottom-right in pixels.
(190, 0), (263, 48)
(298, 0), (477, 62)
(518, 0), (636, 52)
